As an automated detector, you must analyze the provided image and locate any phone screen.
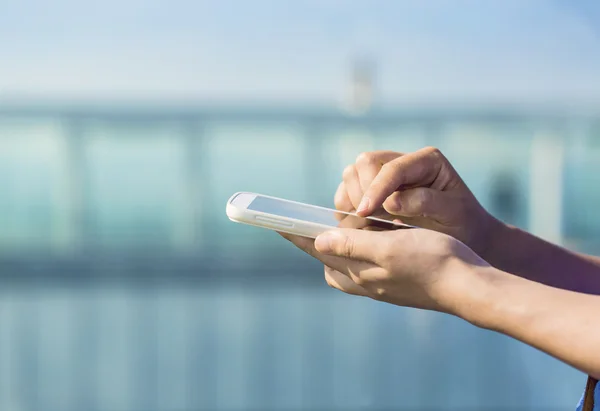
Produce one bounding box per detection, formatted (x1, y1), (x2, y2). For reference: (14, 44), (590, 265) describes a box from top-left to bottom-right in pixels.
(247, 195), (412, 231)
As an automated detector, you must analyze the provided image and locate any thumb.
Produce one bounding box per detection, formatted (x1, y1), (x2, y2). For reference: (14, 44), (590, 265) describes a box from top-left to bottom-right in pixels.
(314, 229), (384, 263)
(383, 187), (450, 221)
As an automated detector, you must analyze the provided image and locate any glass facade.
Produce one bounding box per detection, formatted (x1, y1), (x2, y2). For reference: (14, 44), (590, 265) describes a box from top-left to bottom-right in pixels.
(0, 106), (593, 410)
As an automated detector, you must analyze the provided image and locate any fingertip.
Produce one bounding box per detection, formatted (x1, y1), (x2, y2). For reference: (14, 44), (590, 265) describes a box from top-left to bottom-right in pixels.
(314, 232), (334, 254)
(355, 209), (369, 217)
(356, 196), (371, 215)
(315, 230), (347, 254)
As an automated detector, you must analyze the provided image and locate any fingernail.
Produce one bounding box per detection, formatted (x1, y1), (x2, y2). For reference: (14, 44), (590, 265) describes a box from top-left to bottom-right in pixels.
(315, 232), (338, 253)
(356, 197), (370, 214)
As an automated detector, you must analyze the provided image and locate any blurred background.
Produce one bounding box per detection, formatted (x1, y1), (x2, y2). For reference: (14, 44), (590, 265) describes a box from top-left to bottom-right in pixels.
(1, 0), (600, 410)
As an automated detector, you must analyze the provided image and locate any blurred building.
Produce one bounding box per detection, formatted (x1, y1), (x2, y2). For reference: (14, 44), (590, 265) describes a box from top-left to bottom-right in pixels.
(0, 101), (595, 411)
(341, 58), (376, 115)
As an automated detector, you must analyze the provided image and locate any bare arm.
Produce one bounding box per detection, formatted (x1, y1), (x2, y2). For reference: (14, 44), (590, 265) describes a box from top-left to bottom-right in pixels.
(484, 220), (600, 295)
(466, 267), (600, 380)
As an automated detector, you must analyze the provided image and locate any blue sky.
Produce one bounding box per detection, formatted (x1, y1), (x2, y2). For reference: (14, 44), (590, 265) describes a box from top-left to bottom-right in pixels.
(1, 0), (600, 104)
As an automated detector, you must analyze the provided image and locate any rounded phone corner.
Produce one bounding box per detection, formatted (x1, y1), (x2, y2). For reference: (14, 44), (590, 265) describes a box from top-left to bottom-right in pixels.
(226, 191), (243, 206)
(225, 202), (242, 220)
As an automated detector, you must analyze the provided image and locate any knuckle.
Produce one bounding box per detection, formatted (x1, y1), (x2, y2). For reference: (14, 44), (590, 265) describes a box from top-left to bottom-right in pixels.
(373, 287), (387, 300)
(379, 161), (393, 174)
(355, 151), (376, 165)
(334, 185), (347, 208)
(415, 188), (431, 209)
(435, 233), (456, 255)
(340, 235), (355, 258)
(333, 195), (344, 210)
(424, 146), (443, 159)
(342, 164), (356, 180)
(379, 243), (396, 265)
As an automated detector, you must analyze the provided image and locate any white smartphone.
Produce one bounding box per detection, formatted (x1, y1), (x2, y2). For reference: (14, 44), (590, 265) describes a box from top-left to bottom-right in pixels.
(226, 192), (415, 238)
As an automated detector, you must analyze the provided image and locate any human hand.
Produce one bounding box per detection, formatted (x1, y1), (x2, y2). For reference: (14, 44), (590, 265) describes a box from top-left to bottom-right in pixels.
(281, 228), (490, 314)
(335, 147), (502, 259)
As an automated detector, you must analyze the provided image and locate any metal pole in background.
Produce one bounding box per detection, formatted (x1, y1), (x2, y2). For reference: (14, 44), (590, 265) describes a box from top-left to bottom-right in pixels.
(64, 118), (88, 253)
(528, 123), (565, 245)
(182, 119), (205, 252)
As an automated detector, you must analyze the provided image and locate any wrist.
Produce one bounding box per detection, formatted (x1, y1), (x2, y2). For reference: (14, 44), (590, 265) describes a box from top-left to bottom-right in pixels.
(476, 214), (514, 266)
(445, 263), (508, 329)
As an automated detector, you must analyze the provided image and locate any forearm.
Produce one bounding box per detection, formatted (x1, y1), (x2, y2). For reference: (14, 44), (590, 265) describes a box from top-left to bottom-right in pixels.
(463, 267), (600, 379)
(483, 220), (600, 294)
